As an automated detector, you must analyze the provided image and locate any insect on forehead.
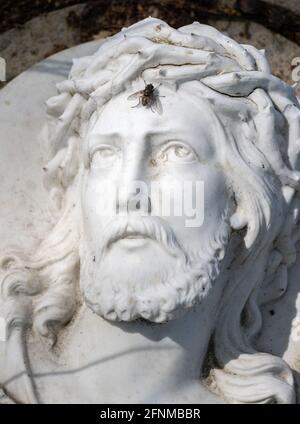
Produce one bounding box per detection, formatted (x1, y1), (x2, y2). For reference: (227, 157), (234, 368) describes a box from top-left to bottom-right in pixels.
(145, 84), (154, 93)
(127, 81), (164, 114)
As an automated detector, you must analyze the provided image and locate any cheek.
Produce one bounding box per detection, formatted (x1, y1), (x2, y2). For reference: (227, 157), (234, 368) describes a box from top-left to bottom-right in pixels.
(153, 164), (230, 247)
(201, 168), (230, 229)
(81, 172), (117, 237)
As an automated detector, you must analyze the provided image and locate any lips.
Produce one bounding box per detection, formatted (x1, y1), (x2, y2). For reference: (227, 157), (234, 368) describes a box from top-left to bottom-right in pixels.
(116, 228), (150, 249)
(109, 224), (149, 246)
(100, 217), (185, 260)
(121, 224), (148, 240)
(123, 233), (146, 239)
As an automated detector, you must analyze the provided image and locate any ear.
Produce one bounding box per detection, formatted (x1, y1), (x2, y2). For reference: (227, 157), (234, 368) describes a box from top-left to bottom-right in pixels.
(230, 208), (248, 230)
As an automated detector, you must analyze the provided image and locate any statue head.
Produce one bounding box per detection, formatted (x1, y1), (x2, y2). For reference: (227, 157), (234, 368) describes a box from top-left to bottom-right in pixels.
(2, 17), (300, 403)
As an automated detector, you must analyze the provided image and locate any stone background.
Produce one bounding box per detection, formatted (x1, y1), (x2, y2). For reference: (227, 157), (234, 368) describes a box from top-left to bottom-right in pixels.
(0, 0), (299, 95)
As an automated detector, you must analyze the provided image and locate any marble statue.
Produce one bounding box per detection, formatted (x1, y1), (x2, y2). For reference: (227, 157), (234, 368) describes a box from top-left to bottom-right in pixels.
(1, 17), (300, 404)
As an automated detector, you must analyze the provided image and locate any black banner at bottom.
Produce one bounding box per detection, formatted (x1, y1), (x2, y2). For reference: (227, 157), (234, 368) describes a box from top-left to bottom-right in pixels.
(0, 404), (298, 422)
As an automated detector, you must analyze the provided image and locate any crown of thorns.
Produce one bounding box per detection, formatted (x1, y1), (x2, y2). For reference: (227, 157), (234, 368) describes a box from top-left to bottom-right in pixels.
(45, 17), (300, 191)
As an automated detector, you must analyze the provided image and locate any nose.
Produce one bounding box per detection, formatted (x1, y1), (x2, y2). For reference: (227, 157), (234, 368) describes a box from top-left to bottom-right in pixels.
(117, 143), (151, 215)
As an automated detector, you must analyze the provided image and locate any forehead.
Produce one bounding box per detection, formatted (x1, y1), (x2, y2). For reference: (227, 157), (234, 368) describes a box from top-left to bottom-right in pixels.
(89, 87), (217, 143)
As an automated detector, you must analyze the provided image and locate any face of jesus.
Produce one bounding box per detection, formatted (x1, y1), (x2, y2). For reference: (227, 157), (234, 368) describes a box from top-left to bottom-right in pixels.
(79, 86), (232, 322)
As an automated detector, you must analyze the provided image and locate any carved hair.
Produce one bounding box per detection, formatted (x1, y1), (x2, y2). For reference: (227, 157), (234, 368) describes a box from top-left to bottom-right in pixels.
(1, 17), (300, 403)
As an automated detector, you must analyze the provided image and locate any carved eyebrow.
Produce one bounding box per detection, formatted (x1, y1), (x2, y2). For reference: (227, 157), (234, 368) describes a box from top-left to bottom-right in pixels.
(146, 131), (187, 147)
(88, 131), (181, 149)
(87, 130), (211, 154)
(88, 133), (121, 145)
(87, 134), (122, 154)
(146, 130), (180, 139)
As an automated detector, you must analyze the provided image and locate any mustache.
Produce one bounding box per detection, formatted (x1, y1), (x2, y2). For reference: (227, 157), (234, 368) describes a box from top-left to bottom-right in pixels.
(99, 215), (187, 260)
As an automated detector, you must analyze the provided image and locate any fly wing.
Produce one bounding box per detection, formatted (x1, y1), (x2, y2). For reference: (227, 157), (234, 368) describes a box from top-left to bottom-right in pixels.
(152, 96), (163, 115)
(127, 90), (143, 101)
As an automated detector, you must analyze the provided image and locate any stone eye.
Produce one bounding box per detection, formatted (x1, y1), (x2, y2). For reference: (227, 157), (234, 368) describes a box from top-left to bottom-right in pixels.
(159, 142), (197, 163)
(90, 146), (119, 169)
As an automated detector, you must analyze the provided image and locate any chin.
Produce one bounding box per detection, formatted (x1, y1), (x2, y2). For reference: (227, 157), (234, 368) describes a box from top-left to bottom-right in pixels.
(105, 237), (178, 272)
(80, 247), (218, 323)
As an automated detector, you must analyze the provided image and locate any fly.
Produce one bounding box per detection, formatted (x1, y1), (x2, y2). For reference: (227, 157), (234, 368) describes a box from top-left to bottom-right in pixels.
(127, 81), (164, 114)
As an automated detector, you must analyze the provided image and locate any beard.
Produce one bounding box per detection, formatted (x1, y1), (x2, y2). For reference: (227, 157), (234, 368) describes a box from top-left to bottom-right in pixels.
(79, 212), (231, 323)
